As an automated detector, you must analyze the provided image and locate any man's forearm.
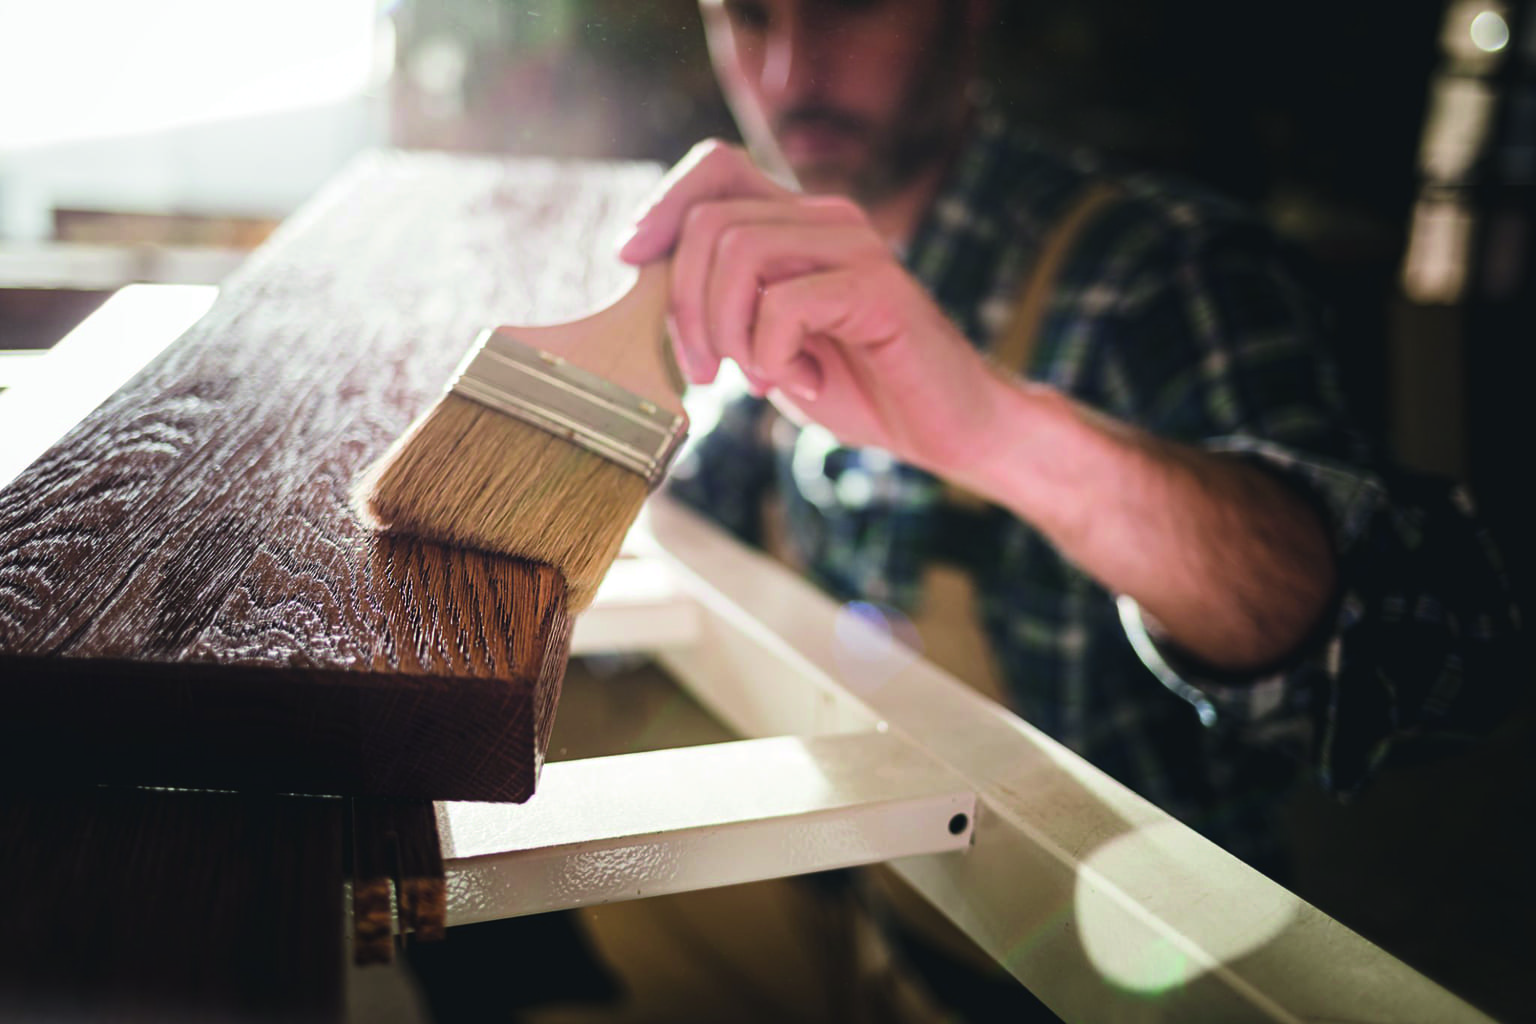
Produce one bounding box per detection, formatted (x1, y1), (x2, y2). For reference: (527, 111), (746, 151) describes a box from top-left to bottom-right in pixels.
(948, 373), (1338, 672)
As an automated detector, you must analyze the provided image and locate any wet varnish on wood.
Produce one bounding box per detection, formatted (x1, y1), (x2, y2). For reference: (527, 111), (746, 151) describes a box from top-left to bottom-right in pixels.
(0, 153), (661, 801)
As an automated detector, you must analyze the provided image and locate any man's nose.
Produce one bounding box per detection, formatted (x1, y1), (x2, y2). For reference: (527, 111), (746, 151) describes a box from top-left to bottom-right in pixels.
(759, 13), (821, 105)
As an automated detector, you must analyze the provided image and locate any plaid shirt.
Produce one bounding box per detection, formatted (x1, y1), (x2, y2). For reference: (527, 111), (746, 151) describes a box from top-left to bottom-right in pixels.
(668, 108), (1524, 872)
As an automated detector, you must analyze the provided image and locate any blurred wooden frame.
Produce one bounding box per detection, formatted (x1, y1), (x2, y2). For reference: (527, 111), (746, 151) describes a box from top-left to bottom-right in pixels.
(52, 208), (278, 249)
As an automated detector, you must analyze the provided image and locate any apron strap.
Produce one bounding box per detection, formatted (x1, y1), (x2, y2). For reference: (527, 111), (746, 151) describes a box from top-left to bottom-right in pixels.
(940, 180), (1125, 512)
(920, 181), (1125, 704)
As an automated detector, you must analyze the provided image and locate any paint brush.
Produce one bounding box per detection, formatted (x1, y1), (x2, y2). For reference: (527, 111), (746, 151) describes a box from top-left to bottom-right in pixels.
(354, 261), (686, 610)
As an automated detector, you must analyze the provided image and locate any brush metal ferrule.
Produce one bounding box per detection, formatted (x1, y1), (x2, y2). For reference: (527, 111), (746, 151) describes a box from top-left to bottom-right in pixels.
(448, 327), (688, 489)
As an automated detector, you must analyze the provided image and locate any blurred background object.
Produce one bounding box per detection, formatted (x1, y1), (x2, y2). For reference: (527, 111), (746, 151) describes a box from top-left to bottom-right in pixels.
(0, 0), (395, 376)
(387, 1), (732, 160)
(0, 0), (388, 241)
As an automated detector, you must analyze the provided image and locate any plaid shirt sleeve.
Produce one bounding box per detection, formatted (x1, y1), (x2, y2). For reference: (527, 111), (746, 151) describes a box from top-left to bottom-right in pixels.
(1100, 206), (1527, 794)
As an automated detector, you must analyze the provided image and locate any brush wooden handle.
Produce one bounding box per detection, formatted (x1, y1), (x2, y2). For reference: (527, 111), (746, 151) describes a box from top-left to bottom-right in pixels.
(515, 261), (684, 416)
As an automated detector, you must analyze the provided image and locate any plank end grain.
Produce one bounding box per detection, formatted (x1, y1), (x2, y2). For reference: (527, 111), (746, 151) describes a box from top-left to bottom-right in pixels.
(0, 153), (654, 802)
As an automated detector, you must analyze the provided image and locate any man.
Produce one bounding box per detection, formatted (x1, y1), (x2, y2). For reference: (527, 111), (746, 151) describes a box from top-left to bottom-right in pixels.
(505, 1), (1519, 1020)
(615, 0), (1517, 868)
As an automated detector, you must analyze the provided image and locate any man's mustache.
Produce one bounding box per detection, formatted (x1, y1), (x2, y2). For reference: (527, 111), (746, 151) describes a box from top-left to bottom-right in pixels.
(776, 105), (870, 140)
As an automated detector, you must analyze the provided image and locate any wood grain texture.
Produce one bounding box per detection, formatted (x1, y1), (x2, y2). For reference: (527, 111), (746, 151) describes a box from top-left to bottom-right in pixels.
(350, 797), (398, 966)
(392, 799), (448, 943)
(0, 787), (344, 1022)
(347, 797), (448, 966)
(0, 153), (661, 800)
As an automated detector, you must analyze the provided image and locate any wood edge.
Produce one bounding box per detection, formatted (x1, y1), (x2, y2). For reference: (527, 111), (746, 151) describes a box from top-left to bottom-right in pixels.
(0, 654), (550, 801)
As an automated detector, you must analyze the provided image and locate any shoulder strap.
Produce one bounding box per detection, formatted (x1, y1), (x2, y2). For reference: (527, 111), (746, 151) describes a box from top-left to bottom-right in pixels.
(989, 180), (1124, 377)
(941, 180), (1124, 511)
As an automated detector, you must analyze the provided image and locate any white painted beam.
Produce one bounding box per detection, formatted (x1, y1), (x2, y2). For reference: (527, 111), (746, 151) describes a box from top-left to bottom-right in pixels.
(441, 731), (975, 925)
(0, 283), (218, 487)
(0, 349), (49, 389)
(571, 555), (701, 654)
(641, 496), (1496, 1024)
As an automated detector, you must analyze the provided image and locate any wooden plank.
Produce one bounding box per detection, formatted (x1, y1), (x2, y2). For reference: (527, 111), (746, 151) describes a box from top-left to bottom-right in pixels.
(0, 787), (344, 1022)
(345, 796), (448, 965)
(0, 153), (660, 800)
(393, 800), (447, 943)
(350, 798), (397, 967)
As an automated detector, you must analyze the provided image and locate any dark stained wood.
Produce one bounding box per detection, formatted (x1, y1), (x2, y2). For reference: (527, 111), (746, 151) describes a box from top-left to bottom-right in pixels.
(345, 797), (448, 965)
(393, 799), (448, 943)
(0, 153), (661, 800)
(0, 787), (344, 1022)
(350, 798), (397, 966)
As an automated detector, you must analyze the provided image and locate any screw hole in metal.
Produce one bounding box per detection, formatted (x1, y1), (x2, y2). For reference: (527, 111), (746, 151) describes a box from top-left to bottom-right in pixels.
(948, 813), (969, 836)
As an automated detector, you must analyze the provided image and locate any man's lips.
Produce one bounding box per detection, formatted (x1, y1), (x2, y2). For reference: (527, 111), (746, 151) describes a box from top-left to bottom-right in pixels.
(779, 121), (862, 161)
(777, 110), (868, 163)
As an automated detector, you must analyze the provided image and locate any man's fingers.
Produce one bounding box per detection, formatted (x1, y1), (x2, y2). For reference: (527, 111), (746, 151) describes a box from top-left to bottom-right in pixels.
(779, 353), (825, 403)
(708, 223), (886, 374)
(618, 141), (790, 264)
(748, 264), (902, 385)
(672, 201), (873, 384)
(767, 333), (862, 430)
(670, 211), (720, 384)
(665, 311), (719, 388)
(667, 199), (847, 383)
(612, 137), (882, 389)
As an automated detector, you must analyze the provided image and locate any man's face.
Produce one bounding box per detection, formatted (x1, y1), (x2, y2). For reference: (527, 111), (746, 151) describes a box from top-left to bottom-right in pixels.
(700, 0), (976, 205)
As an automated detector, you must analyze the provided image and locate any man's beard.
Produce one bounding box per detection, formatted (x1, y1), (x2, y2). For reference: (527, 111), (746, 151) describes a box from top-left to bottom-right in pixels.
(775, 10), (970, 206)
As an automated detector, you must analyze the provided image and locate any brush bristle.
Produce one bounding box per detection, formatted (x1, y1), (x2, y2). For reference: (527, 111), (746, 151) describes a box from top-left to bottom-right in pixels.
(355, 393), (650, 611)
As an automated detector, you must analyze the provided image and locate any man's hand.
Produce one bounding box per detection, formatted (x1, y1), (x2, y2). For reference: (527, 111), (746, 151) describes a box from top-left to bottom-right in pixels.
(620, 142), (1339, 675)
(618, 140), (1004, 479)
